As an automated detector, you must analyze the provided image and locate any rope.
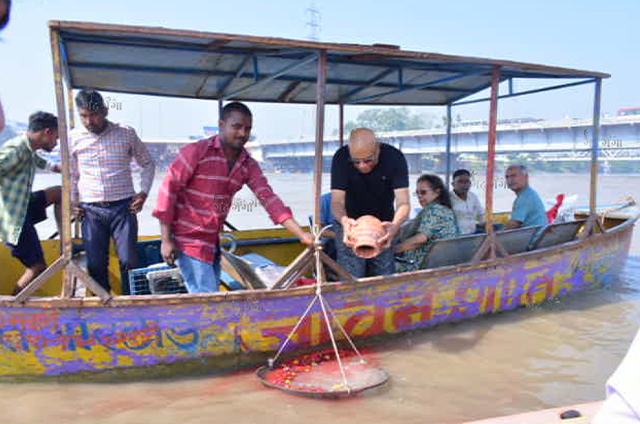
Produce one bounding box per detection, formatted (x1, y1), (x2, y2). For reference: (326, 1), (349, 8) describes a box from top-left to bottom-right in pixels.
(267, 221), (365, 393)
(599, 196), (636, 228)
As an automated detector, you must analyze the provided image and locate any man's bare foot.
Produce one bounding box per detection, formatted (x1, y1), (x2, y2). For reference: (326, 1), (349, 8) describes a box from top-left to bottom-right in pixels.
(11, 284), (26, 296)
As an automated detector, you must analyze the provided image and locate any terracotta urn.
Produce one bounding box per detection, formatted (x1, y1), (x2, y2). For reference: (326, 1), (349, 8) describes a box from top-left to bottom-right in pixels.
(348, 215), (385, 259)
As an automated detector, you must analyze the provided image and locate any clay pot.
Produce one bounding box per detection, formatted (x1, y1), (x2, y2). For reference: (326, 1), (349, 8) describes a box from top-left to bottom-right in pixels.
(348, 215), (385, 259)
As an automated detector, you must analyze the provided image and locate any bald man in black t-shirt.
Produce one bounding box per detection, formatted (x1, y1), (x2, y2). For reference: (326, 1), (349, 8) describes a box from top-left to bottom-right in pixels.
(330, 128), (410, 278)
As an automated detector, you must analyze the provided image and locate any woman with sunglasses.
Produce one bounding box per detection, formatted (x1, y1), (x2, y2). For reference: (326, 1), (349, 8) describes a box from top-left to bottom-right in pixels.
(395, 174), (459, 272)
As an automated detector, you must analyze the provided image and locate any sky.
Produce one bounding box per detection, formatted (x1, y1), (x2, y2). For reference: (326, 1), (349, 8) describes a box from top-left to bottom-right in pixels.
(0, 0), (638, 142)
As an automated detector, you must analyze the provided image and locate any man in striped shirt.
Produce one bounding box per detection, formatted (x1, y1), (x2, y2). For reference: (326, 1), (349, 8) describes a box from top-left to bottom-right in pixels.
(70, 90), (156, 292)
(153, 102), (313, 293)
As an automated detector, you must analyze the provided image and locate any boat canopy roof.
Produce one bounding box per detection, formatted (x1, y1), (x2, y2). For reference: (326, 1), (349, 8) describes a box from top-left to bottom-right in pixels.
(50, 20), (610, 106)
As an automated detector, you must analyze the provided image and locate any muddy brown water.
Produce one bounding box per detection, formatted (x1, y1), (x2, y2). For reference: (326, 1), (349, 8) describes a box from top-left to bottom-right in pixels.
(2, 172), (637, 424)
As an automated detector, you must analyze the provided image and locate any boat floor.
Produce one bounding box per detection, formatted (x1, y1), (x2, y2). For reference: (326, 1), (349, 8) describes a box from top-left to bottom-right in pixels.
(461, 401), (602, 424)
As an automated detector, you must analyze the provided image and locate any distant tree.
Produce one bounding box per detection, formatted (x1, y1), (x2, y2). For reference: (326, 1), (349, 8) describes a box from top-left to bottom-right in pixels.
(0, 124), (17, 145)
(343, 107), (435, 134)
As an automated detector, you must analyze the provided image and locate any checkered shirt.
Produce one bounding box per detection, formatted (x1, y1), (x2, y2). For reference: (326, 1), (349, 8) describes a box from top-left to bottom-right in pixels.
(70, 121), (155, 202)
(0, 135), (54, 244)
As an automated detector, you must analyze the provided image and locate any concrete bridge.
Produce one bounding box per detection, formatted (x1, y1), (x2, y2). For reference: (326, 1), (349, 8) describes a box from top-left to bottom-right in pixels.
(141, 115), (640, 172)
(258, 115), (640, 173)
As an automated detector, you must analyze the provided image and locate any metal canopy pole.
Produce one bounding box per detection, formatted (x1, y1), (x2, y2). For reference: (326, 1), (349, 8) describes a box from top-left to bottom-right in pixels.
(67, 87), (75, 129)
(578, 77), (605, 237)
(453, 78), (596, 106)
(485, 66), (500, 227)
(339, 103), (345, 147)
(484, 66), (501, 236)
(51, 29), (73, 265)
(445, 104), (452, 186)
(589, 78), (602, 216)
(266, 50), (354, 290)
(313, 51), (328, 226)
(472, 66), (507, 263)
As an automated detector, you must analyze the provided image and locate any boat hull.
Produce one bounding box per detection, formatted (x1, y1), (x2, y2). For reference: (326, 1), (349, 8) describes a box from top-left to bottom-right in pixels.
(0, 217), (635, 380)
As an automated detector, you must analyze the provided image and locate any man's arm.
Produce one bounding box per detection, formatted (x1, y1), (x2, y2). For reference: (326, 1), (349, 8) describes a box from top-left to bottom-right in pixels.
(379, 149), (410, 248)
(153, 145), (197, 232)
(391, 187), (411, 227)
(474, 193), (486, 223)
(69, 145), (84, 217)
(281, 218), (314, 246)
(395, 233), (428, 254)
(330, 189), (351, 226)
(130, 130), (156, 213)
(0, 144), (23, 177)
(154, 148), (199, 265)
(506, 195), (527, 230)
(330, 189), (357, 247)
(245, 159), (313, 246)
(160, 222), (178, 266)
(379, 187), (411, 249)
(32, 153), (60, 173)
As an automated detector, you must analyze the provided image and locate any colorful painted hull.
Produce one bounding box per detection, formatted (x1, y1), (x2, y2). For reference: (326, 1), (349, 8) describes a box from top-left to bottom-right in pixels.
(0, 217), (635, 380)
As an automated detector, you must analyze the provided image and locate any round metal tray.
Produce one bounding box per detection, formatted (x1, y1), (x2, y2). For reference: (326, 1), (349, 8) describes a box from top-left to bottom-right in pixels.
(256, 350), (389, 399)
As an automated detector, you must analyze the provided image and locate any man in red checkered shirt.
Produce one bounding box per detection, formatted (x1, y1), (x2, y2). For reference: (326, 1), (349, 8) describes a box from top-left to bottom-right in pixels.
(153, 102), (313, 293)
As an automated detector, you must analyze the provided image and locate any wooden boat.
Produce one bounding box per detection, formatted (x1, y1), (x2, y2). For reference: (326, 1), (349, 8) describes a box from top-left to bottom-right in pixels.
(0, 21), (635, 381)
(461, 401), (602, 423)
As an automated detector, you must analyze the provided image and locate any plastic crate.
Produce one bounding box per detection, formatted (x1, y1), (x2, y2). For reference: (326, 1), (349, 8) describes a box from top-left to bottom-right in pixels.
(129, 265), (188, 295)
(147, 268), (187, 294)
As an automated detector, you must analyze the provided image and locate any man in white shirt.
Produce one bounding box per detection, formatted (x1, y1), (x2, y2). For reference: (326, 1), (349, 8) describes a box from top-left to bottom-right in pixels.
(450, 169), (485, 235)
(593, 327), (640, 424)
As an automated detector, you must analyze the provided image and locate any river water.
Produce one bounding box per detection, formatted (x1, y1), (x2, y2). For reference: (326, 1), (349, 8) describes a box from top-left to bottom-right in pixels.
(2, 172), (638, 424)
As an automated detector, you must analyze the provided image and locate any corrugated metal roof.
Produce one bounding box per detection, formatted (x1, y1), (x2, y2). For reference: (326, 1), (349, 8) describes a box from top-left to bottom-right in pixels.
(51, 21), (610, 106)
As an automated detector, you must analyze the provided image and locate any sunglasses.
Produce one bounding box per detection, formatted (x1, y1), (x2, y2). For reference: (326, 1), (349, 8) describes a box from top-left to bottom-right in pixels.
(415, 189), (435, 197)
(349, 153), (376, 165)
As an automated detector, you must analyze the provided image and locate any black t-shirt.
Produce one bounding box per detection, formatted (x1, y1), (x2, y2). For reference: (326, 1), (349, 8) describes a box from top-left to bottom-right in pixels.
(330, 143), (409, 222)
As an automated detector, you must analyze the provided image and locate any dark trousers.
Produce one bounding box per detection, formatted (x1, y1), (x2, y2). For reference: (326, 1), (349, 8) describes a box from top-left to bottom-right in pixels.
(81, 198), (138, 291)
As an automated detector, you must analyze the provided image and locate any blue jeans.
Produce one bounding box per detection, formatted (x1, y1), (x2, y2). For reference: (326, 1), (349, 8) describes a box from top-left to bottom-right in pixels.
(177, 251), (221, 293)
(81, 198), (138, 292)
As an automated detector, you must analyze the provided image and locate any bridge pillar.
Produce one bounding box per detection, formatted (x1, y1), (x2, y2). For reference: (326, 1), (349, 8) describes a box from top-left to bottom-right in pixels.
(433, 152), (459, 175)
(405, 154), (422, 174)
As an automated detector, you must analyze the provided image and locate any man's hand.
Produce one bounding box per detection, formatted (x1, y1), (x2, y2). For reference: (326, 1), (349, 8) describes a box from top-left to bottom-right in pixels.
(378, 221), (399, 250)
(299, 232), (315, 247)
(341, 216), (356, 247)
(161, 239), (178, 267)
(130, 192), (148, 213)
(71, 202), (84, 219)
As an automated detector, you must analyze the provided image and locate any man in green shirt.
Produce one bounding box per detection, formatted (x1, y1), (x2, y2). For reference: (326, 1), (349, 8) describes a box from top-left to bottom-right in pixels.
(0, 111), (61, 295)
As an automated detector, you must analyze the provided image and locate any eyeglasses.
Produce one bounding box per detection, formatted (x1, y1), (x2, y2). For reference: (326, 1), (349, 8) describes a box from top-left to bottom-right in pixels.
(414, 189), (435, 197)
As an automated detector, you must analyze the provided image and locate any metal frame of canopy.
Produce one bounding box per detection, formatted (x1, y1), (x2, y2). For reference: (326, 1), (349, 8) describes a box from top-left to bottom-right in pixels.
(10, 20), (609, 303)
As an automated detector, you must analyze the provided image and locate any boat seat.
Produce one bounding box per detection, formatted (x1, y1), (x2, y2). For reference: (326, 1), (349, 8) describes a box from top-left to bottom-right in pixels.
(529, 219), (587, 251)
(422, 233), (487, 269)
(220, 250), (268, 290)
(495, 225), (544, 255)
